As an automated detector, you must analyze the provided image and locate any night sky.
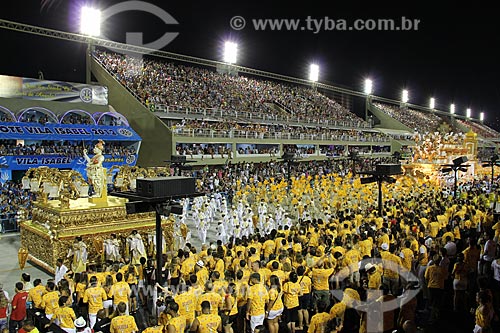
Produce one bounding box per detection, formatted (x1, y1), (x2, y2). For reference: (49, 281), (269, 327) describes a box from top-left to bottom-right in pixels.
(1, 1), (500, 129)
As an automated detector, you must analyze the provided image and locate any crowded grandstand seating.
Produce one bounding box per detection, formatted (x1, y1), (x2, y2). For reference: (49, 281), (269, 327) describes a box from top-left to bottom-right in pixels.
(457, 119), (500, 138)
(0, 140), (136, 158)
(373, 102), (445, 133)
(94, 50), (368, 128)
(169, 119), (390, 142)
(0, 181), (33, 232)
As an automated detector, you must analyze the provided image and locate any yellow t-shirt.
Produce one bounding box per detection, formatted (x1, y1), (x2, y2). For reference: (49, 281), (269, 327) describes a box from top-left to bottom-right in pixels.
(142, 325), (163, 333)
(311, 268), (334, 291)
(329, 302), (346, 318)
(28, 285), (46, 308)
(53, 306), (76, 328)
(110, 315), (138, 333)
(401, 248), (414, 272)
(196, 313), (221, 333)
(109, 281), (131, 305)
(263, 240), (276, 257)
(167, 315), (187, 333)
(308, 312), (330, 333)
(268, 288), (283, 311)
(247, 283), (269, 316)
(299, 275), (312, 294)
(429, 222), (439, 238)
(368, 271), (382, 290)
(174, 291), (196, 322)
(197, 292), (223, 314)
(41, 291), (60, 315)
(83, 286), (107, 314)
(424, 265), (446, 289)
(283, 281), (301, 309)
(196, 267), (210, 286)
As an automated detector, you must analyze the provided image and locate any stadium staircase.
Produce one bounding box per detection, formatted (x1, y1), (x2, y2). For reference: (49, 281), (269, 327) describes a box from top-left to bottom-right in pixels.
(91, 57), (172, 167)
(368, 102), (413, 131)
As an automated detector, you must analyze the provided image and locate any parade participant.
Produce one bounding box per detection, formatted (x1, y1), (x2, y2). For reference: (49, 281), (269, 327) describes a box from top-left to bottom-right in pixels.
(104, 234), (121, 263)
(190, 301), (222, 333)
(83, 276), (107, 328)
(45, 296), (76, 333)
(127, 230), (146, 266)
(246, 273), (269, 333)
(110, 302), (138, 333)
(67, 236), (88, 274)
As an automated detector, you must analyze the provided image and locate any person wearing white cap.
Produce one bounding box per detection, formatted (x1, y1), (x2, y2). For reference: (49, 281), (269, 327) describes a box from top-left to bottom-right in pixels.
(379, 243), (402, 295)
(365, 263), (382, 298)
(74, 316), (92, 333)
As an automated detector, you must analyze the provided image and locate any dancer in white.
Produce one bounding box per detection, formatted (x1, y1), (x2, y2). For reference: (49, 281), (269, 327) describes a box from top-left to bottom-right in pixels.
(103, 234), (121, 262)
(127, 230), (146, 265)
(67, 236), (88, 273)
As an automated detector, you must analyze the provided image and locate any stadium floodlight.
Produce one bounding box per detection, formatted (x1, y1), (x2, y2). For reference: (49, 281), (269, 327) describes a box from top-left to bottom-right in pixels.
(480, 112), (485, 122)
(429, 97), (435, 109)
(401, 89), (409, 103)
(80, 6), (101, 37)
(223, 41), (238, 64)
(309, 64), (319, 82)
(364, 79), (373, 95)
(450, 103), (455, 114)
(466, 108), (471, 118)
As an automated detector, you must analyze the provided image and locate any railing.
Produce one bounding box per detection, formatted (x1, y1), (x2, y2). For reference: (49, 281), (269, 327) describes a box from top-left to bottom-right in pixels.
(95, 55), (372, 130)
(157, 104), (371, 129)
(172, 127), (391, 142)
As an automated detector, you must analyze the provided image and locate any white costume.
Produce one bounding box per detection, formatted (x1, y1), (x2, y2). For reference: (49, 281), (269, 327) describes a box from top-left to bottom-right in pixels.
(83, 140), (106, 198)
(67, 239), (88, 273)
(103, 236), (121, 262)
(127, 232), (146, 265)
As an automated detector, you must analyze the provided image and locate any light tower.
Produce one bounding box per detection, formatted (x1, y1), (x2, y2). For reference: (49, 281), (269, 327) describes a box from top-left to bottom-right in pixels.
(80, 6), (101, 84)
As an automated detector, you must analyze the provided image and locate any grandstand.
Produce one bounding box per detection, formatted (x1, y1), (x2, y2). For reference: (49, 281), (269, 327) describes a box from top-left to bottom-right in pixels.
(0, 87), (141, 182)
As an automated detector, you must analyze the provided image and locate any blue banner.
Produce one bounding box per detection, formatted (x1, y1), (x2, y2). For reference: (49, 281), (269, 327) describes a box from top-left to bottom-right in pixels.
(0, 122), (141, 141)
(0, 154), (137, 172)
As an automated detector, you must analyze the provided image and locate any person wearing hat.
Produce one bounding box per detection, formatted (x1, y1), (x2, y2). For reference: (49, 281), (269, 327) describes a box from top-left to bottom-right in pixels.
(110, 302), (138, 333)
(365, 263), (382, 300)
(379, 243), (402, 296)
(195, 260), (209, 286)
(74, 316), (92, 333)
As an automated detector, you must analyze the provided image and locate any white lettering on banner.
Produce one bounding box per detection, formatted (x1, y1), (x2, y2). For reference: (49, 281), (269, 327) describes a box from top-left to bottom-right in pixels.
(25, 126), (53, 135)
(0, 125), (24, 134)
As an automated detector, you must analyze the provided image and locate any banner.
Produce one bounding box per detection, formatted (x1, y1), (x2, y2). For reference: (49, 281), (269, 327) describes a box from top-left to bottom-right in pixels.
(0, 154), (137, 171)
(0, 75), (108, 105)
(0, 122), (141, 141)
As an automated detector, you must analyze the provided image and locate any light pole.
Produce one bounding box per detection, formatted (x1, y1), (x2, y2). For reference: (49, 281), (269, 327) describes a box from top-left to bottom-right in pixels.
(364, 78), (373, 123)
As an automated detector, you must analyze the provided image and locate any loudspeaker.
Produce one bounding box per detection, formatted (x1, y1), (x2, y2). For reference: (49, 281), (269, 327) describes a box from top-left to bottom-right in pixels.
(453, 156), (468, 166)
(282, 152), (295, 160)
(376, 164), (402, 175)
(171, 155), (187, 163)
(136, 176), (196, 198)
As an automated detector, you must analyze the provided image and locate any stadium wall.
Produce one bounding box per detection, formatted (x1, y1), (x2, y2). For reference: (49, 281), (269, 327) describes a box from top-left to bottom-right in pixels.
(368, 102), (413, 131)
(91, 57), (172, 167)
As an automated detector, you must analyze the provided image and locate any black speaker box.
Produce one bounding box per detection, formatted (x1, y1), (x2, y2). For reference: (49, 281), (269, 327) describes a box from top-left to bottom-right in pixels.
(453, 156), (468, 166)
(136, 176), (196, 198)
(171, 155), (187, 163)
(376, 164), (402, 175)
